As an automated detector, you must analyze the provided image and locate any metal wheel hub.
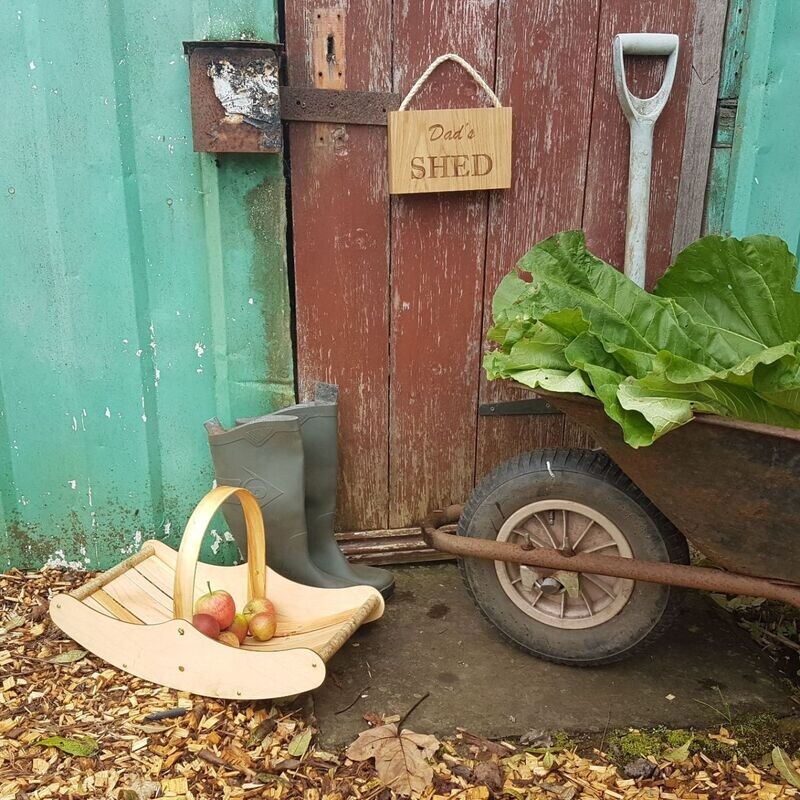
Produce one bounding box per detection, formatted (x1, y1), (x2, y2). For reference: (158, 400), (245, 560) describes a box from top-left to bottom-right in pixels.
(495, 500), (634, 629)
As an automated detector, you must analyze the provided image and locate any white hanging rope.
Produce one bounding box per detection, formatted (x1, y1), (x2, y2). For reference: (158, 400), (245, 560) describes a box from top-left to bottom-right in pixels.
(398, 53), (502, 111)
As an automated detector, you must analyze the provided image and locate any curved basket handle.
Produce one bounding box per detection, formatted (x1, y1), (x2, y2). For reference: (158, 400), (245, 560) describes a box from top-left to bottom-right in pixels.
(173, 486), (266, 621)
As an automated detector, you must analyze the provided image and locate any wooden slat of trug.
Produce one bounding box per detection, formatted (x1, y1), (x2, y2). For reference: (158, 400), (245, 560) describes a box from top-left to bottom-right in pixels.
(286, 3), (392, 532)
(388, 0), (498, 528)
(582, 1), (697, 288)
(103, 572), (171, 625)
(476, 0), (602, 481)
(128, 566), (176, 612)
(89, 589), (145, 625)
(672, 0), (728, 255)
(83, 594), (117, 620)
(135, 551), (206, 602)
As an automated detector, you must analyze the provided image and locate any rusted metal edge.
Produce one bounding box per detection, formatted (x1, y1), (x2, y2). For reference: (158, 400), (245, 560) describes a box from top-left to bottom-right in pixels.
(533, 387), (800, 442)
(420, 510), (800, 608)
(183, 40), (285, 55)
(280, 87), (401, 126)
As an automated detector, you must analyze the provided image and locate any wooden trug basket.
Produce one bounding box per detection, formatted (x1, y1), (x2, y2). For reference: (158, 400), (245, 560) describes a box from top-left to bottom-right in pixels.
(50, 486), (384, 699)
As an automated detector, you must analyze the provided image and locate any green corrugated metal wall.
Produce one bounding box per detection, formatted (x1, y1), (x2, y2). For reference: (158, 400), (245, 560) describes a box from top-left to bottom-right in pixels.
(705, 0), (800, 252)
(724, 0), (800, 251)
(0, 1), (294, 569)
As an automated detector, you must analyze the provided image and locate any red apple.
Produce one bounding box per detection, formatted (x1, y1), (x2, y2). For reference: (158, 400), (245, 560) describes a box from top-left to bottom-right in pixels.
(194, 582), (235, 629)
(248, 610), (277, 642)
(242, 597), (274, 622)
(192, 613), (220, 639)
(225, 613), (248, 644)
(218, 631), (240, 648)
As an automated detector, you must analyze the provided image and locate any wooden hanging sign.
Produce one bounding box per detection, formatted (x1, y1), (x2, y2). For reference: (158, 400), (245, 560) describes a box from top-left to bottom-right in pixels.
(388, 54), (512, 195)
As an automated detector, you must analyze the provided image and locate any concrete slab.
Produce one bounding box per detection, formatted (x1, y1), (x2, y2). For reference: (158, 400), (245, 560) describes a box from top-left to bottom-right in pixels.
(314, 564), (792, 747)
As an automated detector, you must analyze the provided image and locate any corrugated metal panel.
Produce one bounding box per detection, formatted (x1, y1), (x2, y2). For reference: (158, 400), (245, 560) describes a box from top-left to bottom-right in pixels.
(0, 1), (294, 569)
(723, 0), (800, 250)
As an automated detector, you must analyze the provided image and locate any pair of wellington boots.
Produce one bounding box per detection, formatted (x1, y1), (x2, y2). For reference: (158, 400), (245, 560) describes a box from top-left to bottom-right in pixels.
(204, 383), (394, 599)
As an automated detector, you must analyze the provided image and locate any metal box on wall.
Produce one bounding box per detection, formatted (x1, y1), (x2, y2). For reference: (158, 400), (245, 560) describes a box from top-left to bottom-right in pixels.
(184, 40), (283, 153)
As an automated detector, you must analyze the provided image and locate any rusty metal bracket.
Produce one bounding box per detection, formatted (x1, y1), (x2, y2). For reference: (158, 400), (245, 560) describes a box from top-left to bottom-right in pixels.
(184, 40), (284, 153)
(279, 87), (400, 126)
(479, 398), (560, 416)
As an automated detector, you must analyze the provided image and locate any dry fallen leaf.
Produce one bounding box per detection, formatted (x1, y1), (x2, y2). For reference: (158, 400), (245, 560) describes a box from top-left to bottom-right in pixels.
(288, 728), (313, 757)
(662, 737), (692, 764)
(347, 724), (439, 797)
(0, 614), (24, 635)
(772, 747), (800, 788)
(36, 735), (99, 757)
(472, 759), (503, 790)
(48, 648), (87, 664)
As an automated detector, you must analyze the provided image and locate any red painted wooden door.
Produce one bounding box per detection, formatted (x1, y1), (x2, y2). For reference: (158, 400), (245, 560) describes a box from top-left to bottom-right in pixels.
(285, 0), (701, 550)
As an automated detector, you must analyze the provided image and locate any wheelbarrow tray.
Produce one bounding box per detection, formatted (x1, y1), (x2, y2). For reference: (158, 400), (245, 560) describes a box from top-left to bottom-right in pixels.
(50, 538), (383, 700)
(535, 389), (800, 584)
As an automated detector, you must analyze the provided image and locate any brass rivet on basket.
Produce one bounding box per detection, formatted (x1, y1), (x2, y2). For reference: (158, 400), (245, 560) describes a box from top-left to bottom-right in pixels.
(237, 691), (241, 696)
(178, 628), (185, 635)
(178, 665), (185, 672)
(122, 664), (127, 668)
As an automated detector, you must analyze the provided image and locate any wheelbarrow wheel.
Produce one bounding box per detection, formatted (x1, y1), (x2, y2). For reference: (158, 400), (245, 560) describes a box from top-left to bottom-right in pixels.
(458, 448), (689, 665)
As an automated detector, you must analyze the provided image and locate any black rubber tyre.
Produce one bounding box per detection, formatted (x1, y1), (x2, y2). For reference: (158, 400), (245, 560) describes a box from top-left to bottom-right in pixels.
(459, 448), (689, 666)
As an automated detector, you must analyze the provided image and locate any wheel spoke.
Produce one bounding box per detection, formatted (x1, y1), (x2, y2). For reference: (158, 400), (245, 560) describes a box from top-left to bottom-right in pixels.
(582, 573), (617, 599)
(579, 586), (593, 616)
(559, 592), (566, 619)
(581, 541), (618, 554)
(532, 514), (558, 548)
(571, 517), (595, 550)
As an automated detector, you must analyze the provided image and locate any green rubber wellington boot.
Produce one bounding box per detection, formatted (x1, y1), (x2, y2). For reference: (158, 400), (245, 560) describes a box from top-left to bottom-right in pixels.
(238, 384), (395, 599)
(204, 415), (352, 589)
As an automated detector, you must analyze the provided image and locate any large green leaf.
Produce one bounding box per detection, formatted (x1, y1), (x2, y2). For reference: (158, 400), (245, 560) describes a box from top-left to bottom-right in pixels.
(485, 230), (800, 446)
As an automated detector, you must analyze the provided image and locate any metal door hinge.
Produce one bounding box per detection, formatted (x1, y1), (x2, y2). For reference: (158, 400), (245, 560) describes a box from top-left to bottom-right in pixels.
(279, 87), (400, 126)
(479, 399), (560, 416)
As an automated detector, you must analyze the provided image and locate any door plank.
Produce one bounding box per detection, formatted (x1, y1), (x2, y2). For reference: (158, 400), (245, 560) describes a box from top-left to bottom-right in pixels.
(476, 0), (603, 481)
(389, 0), (498, 527)
(582, 0), (697, 288)
(285, 1), (392, 530)
(672, 0), (727, 255)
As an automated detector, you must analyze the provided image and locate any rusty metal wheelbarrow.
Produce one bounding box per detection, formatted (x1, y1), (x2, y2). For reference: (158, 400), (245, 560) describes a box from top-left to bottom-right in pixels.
(423, 391), (800, 665)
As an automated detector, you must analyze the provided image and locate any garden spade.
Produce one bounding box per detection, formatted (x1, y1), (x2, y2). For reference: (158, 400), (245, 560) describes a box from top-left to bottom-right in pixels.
(613, 32), (679, 287)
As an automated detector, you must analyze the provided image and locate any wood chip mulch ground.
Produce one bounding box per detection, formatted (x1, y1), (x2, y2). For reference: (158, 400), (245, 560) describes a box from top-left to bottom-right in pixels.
(2, 568), (800, 799)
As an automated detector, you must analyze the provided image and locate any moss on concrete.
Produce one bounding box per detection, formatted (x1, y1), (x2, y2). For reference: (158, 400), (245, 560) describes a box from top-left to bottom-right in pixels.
(606, 714), (800, 764)
(552, 731), (579, 751)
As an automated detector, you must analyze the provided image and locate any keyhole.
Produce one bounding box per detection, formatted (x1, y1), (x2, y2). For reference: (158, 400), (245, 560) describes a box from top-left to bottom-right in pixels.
(326, 33), (335, 64)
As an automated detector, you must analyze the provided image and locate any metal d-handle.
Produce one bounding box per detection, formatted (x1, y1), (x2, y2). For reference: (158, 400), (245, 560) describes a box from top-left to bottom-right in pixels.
(613, 32), (679, 288)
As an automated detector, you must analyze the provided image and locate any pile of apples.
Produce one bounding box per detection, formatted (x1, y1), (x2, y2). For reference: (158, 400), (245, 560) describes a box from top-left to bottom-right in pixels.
(192, 583), (276, 647)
